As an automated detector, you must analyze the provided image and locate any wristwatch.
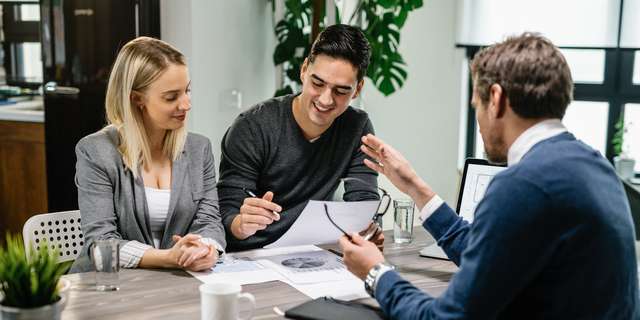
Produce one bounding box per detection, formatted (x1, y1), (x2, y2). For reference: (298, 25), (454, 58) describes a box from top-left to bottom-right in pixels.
(365, 262), (394, 298)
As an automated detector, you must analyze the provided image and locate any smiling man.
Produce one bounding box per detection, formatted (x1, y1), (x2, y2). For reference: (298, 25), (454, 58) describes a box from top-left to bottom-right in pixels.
(217, 24), (382, 251)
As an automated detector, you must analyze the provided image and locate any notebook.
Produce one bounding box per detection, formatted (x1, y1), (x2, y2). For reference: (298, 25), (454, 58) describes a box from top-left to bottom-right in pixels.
(419, 158), (507, 259)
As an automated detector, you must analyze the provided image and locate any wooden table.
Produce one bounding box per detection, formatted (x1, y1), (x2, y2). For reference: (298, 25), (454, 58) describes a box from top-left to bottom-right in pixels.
(59, 228), (458, 319)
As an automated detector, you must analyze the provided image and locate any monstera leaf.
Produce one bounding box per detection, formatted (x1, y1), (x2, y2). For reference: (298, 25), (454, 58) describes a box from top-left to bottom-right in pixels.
(274, 20), (305, 66)
(365, 11), (407, 96)
(271, 0), (422, 97)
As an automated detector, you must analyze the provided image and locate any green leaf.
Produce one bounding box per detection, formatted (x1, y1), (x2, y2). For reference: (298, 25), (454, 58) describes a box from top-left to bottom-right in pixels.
(0, 232), (70, 308)
(611, 111), (626, 155)
(274, 20), (305, 66)
(273, 0), (422, 97)
(395, 8), (409, 28)
(274, 86), (294, 98)
(378, 0), (396, 9)
(374, 52), (408, 96)
(410, 0), (423, 9)
(286, 64), (301, 83)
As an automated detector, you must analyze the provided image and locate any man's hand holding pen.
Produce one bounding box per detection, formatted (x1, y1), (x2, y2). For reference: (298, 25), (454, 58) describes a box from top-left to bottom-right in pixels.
(230, 190), (282, 240)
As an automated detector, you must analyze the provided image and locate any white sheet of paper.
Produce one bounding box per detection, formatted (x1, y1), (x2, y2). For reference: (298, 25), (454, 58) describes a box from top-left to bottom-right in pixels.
(187, 254), (283, 286)
(280, 278), (368, 300)
(259, 250), (358, 284)
(188, 245), (368, 300)
(265, 200), (379, 248)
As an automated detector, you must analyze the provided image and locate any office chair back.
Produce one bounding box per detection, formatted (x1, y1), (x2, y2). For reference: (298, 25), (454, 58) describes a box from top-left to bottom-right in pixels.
(22, 210), (84, 263)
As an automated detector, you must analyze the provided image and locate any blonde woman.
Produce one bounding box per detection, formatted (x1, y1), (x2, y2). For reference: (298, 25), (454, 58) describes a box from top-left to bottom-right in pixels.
(70, 37), (225, 273)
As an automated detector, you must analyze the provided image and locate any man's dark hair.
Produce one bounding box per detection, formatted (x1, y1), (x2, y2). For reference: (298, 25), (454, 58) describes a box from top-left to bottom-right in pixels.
(470, 33), (574, 119)
(308, 24), (371, 82)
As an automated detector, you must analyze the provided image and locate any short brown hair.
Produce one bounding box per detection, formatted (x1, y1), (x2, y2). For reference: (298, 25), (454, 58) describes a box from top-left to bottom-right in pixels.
(470, 33), (574, 119)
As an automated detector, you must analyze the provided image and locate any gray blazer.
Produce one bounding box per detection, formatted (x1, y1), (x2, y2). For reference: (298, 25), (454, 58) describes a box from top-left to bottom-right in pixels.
(69, 126), (226, 273)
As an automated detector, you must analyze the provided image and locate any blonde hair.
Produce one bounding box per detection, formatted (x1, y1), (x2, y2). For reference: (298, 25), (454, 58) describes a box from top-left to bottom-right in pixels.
(104, 37), (188, 178)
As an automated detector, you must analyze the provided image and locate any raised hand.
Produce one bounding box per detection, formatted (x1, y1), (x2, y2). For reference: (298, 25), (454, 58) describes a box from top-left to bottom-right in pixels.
(361, 134), (436, 210)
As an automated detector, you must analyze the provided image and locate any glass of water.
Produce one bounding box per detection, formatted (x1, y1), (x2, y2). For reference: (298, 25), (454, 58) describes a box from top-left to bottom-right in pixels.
(394, 199), (415, 243)
(93, 236), (119, 291)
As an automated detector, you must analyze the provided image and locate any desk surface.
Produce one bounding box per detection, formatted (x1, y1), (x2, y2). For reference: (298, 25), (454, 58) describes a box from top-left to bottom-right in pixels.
(58, 228), (457, 320)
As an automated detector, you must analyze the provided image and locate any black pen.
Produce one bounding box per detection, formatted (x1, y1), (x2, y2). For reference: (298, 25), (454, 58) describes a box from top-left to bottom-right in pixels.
(243, 188), (280, 218)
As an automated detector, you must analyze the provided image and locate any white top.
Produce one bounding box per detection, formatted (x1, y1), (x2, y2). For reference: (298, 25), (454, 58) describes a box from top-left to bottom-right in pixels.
(507, 119), (567, 166)
(145, 187), (171, 248)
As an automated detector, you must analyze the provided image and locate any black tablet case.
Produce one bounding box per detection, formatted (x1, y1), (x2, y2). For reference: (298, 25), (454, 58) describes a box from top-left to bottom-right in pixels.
(285, 296), (389, 320)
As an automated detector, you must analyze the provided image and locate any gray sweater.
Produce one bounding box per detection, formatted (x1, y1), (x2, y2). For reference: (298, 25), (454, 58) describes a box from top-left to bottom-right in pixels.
(218, 93), (379, 251)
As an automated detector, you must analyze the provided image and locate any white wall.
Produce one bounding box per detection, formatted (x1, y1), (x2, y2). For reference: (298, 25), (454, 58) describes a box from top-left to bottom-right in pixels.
(161, 0), (463, 230)
(160, 0), (275, 162)
(361, 1), (464, 229)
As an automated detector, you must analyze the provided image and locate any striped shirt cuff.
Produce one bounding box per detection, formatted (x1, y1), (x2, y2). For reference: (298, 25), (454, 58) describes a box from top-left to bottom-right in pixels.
(199, 237), (226, 256)
(120, 241), (153, 268)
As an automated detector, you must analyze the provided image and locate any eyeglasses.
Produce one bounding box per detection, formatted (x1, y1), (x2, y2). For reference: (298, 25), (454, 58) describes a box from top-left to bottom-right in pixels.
(324, 177), (391, 241)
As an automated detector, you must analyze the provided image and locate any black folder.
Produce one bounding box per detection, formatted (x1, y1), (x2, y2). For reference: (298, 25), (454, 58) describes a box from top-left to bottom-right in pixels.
(285, 296), (389, 320)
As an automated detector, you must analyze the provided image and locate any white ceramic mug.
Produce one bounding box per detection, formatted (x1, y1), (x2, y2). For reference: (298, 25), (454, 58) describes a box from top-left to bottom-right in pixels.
(199, 282), (255, 320)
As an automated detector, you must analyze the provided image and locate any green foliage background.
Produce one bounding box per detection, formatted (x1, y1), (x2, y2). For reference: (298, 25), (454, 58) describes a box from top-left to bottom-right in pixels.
(270, 0), (423, 97)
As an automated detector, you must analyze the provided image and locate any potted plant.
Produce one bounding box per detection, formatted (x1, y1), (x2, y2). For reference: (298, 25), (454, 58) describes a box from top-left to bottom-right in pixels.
(270, 0), (423, 97)
(0, 233), (71, 320)
(612, 111), (636, 180)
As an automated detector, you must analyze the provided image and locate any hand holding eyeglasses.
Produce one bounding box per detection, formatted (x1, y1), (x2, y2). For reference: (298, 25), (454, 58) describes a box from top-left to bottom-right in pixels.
(360, 227), (385, 251)
(325, 177), (389, 252)
(338, 232), (385, 281)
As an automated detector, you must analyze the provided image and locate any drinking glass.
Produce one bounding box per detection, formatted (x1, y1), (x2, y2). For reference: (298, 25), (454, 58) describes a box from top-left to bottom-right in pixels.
(393, 199), (415, 243)
(93, 236), (119, 291)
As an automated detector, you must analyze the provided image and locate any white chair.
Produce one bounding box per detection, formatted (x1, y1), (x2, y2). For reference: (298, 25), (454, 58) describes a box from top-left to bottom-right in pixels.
(22, 210), (84, 263)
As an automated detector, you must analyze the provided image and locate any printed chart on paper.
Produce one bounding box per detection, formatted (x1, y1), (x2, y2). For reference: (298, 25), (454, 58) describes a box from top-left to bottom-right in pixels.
(188, 245), (368, 300)
(260, 250), (355, 284)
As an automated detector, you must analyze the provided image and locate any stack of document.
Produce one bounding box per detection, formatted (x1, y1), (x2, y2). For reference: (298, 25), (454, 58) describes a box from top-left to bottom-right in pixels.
(189, 245), (368, 300)
(188, 200), (378, 300)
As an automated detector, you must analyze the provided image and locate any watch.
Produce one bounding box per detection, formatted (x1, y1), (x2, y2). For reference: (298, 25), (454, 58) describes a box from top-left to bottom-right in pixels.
(365, 262), (394, 298)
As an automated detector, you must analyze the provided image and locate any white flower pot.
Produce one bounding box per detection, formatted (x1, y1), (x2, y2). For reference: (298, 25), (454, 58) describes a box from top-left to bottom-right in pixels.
(614, 156), (636, 180)
(0, 295), (65, 320)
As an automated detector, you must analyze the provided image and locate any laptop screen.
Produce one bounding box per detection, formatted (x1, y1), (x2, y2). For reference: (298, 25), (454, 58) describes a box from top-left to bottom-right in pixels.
(455, 159), (508, 223)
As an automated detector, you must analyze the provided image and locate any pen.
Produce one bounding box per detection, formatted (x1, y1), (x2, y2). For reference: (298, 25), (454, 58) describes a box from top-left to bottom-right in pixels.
(243, 188), (280, 218)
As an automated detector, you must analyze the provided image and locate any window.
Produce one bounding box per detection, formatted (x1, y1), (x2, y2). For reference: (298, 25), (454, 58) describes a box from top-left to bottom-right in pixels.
(1, 2), (41, 88)
(19, 4), (39, 21)
(562, 101), (609, 156)
(624, 103), (640, 160)
(463, 48), (640, 164)
(634, 51), (640, 85)
(559, 49), (606, 84)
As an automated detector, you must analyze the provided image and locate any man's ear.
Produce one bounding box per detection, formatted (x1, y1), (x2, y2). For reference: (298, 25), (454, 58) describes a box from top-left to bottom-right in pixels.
(488, 84), (506, 118)
(300, 58), (309, 84)
(352, 78), (365, 99)
(130, 90), (145, 108)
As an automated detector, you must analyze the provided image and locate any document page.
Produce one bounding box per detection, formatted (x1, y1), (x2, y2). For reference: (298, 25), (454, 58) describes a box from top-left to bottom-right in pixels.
(265, 200), (379, 248)
(259, 250), (357, 284)
(188, 245), (368, 300)
(459, 164), (508, 223)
